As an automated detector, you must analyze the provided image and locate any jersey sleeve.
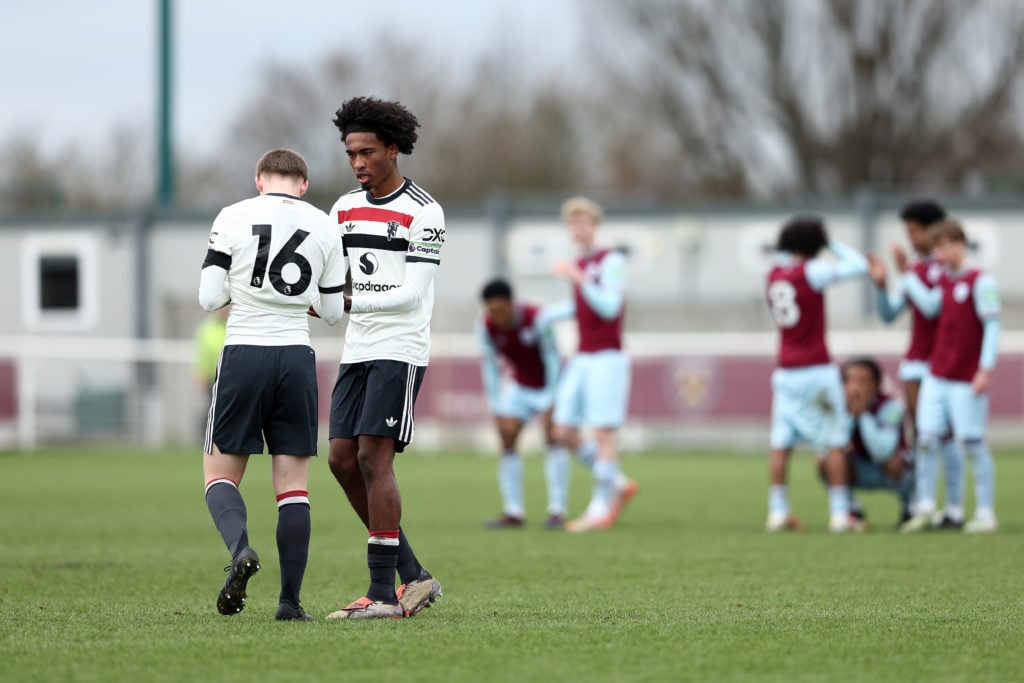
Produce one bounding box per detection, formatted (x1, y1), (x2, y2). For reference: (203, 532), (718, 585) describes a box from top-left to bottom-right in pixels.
(581, 251), (627, 320)
(198, 209), (233, 311)
(805, 241), (868, 291)
(405, 202), (445, 266)
(875, 286), (906, 323)
(313, 233), (347, 325)
(899, 271), (941, 319)
(857, 398), (904, 464)
(975, 274), (1001, 371)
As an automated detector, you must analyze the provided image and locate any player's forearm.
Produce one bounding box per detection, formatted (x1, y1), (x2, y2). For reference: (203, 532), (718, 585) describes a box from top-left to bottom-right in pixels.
(979, 318), (1000, 371)
(480, 358), (500, 408)
(899, 272), (941, 318)
(348, 262), (435, 314)
(580, 283), (624, 320)
(828, 241), (869, 281)
(313, 290), (345, 326)
(198, 260), (231, 311)
(875, 287), (905, 323)
(536, 301), (575, 328)
(541, 342), (561, 394)
(857, 414), (900, 464)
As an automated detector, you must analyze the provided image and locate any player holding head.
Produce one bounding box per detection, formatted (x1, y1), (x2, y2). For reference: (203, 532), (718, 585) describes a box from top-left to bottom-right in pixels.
(199, 148), (347, 621)
(766, 215), (868, 533)
(547, 197), (637, 532)
(477, 278), (570, 529)
(895, 220), (1000, 533)
(325, 96), (443, 618)
(836, 357), (914, 529)
(868, 199), (964, 528)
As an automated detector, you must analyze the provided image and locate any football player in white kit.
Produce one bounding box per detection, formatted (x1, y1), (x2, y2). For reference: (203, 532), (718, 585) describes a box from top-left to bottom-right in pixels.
(199, 149), (347, 621)
(324, 97), (444, 620)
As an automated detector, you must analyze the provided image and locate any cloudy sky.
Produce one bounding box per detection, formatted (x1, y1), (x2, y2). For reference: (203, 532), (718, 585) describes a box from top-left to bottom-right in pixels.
(0, 0), (582, 154)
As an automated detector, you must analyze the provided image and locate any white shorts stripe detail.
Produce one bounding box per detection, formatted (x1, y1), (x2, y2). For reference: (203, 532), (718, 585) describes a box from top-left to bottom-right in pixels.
(204, 478), (237, 496)
(203, 348), (225, 455)
(400, 364), (415, 443)
(277, 494), (310, 508)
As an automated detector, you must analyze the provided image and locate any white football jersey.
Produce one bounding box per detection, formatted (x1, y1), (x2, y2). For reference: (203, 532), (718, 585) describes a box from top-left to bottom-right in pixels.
(329, 179), (445, 365)
(205, 193), (347, 346)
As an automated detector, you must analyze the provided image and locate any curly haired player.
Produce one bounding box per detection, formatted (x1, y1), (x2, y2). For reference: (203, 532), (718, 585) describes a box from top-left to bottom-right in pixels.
(324, 97), (444, 619)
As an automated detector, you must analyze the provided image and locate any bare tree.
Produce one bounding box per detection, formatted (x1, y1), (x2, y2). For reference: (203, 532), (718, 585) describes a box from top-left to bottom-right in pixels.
(587, 0), (1024, 198)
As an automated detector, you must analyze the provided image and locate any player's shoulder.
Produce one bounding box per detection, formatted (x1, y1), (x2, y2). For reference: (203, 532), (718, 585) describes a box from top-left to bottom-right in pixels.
(329, 187), (365, 213)
(876, 396), (905, 424)
(404, 180), (439, 207)
(212, 196), (262, 233)
(404, 181), (444, 221)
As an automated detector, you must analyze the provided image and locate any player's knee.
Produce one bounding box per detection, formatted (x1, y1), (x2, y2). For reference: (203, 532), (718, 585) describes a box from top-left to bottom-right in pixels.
(327, 446), (357, 480)
(356, 447), (391, 481)
(917, 433), (941, 452)
(961, 438), (986, 458)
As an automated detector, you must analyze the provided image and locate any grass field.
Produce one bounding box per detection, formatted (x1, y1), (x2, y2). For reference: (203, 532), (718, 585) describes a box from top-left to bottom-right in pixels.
(1, 446), (1022, 682)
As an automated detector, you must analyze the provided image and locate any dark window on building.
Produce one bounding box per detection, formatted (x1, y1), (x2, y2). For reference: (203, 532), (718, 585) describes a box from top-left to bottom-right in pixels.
(39, 256), (79, 310)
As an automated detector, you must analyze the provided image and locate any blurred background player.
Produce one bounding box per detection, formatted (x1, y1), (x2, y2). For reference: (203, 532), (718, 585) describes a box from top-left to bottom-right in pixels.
(868, 199), (964, 528)
(325, 96), (443, 619)
(192, 305), (228, 438)
(837, 357), (915, 530)
(765, 216), (868, 533)
(896, 220), (1001, 533)
(548, 197), (637, 532)
(477, 278), (570, 529)
(199, 149), (347, 621)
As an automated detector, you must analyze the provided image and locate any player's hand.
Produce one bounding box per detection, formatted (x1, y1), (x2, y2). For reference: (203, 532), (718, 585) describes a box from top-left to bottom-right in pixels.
(867, 253), (887, 287)
(846, 396), (867, 417)
(307, 306), (320, 318)
(891, 244), (909, 273)
(552, 260), (585, 284)
(344, 295), (352, 312)
(972, 368), (990, 395)
(883, 451), (907, 479)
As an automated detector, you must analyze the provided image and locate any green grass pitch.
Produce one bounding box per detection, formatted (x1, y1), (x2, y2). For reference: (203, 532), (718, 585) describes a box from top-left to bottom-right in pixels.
(1, 446), (1022, 682)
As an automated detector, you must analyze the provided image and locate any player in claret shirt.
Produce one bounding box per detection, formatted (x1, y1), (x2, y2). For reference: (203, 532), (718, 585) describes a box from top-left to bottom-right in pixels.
(547, 197), (637, 533)
(765, 216), (868, 533)
(838, 357), (915, 530)
(896, 220), (1001, 534)
(325, 97), (443, 619)
(868, 199), (963, 528)
(477, 279), (570, 529)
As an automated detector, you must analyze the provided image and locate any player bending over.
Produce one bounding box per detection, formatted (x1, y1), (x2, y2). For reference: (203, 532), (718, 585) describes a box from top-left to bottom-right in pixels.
(833, 358), (914, 530)
(766, 216), (868, 533)
(868, 199), (963, 528)
(477, 278), (570, 530)
(896, 220), (1000, 534)
(325, 96), (444, 619)
(199, 149), (347, 620)
(548, 197), (637, 532)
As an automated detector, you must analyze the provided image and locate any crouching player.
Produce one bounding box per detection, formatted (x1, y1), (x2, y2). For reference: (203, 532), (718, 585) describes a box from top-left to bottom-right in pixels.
(836, 358), (914, 530)
(477, 278), (571, 529)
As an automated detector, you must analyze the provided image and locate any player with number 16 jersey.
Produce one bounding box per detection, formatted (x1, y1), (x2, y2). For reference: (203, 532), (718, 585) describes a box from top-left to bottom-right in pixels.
(198, 149), (346, 622)
(765, 216), (867, 534)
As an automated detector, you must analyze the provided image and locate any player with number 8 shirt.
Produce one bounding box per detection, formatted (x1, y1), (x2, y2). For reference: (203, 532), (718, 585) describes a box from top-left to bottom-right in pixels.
(765, 216), (868, 533)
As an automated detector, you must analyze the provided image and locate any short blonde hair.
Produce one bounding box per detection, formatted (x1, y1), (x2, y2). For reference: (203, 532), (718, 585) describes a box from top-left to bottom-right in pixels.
(560, 196), (603, 224)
